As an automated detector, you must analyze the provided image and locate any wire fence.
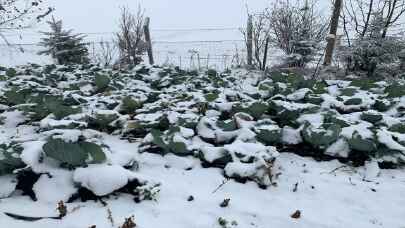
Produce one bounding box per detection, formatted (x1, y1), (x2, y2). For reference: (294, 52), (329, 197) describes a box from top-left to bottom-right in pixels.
(2, 23), (404, 70)
(0, 27), (254, 70)
(0, 40), (250, 70)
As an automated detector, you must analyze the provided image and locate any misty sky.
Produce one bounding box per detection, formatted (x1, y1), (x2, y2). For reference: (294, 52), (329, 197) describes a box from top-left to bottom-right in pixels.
(4, 0), (331, 43)
(47, 0), (330, 33)
(49, 0), (268, 32)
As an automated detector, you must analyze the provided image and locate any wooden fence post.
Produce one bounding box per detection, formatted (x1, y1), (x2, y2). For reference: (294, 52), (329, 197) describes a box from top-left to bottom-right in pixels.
(262, 36), (270, 71)
(247, 15), (253, 68)
(323, 0), (343, 66)
(143, 17), (154, 65)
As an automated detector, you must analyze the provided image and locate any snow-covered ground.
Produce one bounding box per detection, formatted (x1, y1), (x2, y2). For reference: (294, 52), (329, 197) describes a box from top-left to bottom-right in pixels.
(0, 138), (404, 228)
(0, 64), (405, 228)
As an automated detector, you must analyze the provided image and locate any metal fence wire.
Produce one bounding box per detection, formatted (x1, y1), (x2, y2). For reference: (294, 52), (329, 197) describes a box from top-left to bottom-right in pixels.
(1, 27), (251, 70)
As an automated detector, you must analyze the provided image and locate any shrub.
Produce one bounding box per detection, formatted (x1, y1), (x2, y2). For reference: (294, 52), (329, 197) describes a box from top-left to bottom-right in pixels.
(342, 37), (405, 78)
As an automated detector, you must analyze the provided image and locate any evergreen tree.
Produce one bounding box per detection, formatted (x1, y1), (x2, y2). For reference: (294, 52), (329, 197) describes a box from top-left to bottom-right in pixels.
(38, 17), (89, 65)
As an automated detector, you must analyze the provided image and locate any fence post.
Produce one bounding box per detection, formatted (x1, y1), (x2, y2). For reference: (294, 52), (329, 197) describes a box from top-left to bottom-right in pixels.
(246, 15), (253, 68)
(143, 17), (154, 65)
(262, 36), (270, 71)
(197, 53), (201, 71)
(323, 0), (343, 66)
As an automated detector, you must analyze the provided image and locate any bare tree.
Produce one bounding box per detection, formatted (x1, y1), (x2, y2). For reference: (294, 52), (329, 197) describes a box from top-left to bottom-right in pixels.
(0, 0), (53, 42)
(342, 0), (405, 39)
(341, 6), (352, 46)
(241, 13), (270, 70)
(381, 0), (405, 37)
(115, 6), (147, 67)
(267, 0), (328, 55)
(231, 45), (246, 68)
(342, 0), (374, 39)
(93, 40), (117, 67)
(263, 0), (328, 68)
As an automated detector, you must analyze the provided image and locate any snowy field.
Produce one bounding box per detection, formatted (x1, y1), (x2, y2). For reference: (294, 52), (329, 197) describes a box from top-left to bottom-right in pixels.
(0, 64), (404, 228)
(1, 150), (404, 228)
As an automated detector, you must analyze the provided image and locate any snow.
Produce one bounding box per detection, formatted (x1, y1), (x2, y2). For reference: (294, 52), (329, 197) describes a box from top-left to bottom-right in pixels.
(0, 175), (17, 199)
(282, 126), (303, 145)
(224, 140), (275, 159)
(163, 154), (196, 170)
(215, 102), (233, 112)
(363, 160), (380, 181)
(255, 124), (280, 132)
(272, 100), (317, 111)
(234, 113), (256, 129)
(325, 138), (350, 158)
(73, 164), (140, 196)
(94, 110), (117, 116)
(200, 146), (227, 163)
(43, 129), (103, 143)
(33, 171), (77, 203)
(172, 134), (190, 145)
(341, 122), (374, 139)
(43, 129), (83, 142)
(1, 61), (405, 228)
(79, 84), (93, 95)
(103, 135), (139, 166)
(224, 162), (257, 178)
(135, 113), (163, 123)
(205, 110), (221, 118)
(1, 111), (26, 129)
(0, 153), (404, 228)
(20, 141), (47, 173)
(40, 118), (87, 130)
(215, 130), (238, 143)
(179, 127), (195, 138)
(381, 115), (400, 127)
(287, 88), (311, 101)
(235, 128), (256, 141)
(197, 117), (216, 140)
(297, 113), (324, 127)
(376, 130), (405, 162)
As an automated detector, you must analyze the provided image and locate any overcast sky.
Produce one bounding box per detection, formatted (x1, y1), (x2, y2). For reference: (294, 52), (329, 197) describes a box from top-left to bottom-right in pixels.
(4, 0), (331, 43)
(36, 0), (329, 35)
(48, 0), (270, 32)
(1, 0), (331, 66)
